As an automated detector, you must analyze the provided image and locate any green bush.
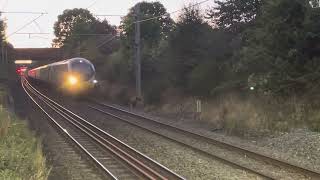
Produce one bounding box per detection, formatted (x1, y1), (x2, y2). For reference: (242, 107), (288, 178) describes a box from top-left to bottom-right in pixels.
(0, 110), (50, 180)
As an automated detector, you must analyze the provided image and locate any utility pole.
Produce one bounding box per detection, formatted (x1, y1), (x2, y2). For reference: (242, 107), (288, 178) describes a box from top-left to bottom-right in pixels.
(135, 3), (142, 99)
(5, 44), (7, 64)
(1, 41), (3, 64)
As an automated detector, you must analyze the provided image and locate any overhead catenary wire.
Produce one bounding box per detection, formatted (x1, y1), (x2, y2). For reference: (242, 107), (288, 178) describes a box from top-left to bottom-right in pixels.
(95, 14), (125, 17)
(15, 33), (114, 36)
(96, 35), (118, 48)
(132, 0), (212, 24)
(33, 21), (42, 32)
(29, 35), (50, 40)
(169, 0), (211, 14)
(0, 11), (48, 14)
(6, 0), (211, 48)
(94, 0), (212, 49)
(16, 33), (50, 35)
(93, 0), (211, 23)
(86, 0), (99, 9)
(72, 33), (115, 36)
(1, 0), (8, 11)
(7, 13), (45, 37)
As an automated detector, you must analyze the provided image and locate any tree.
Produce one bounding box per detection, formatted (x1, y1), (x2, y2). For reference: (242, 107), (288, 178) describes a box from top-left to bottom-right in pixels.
(167, 6), (217, 90)
(0, 15), (11, 79)
(119, 1), (174, 94)
(310, 0), (320, 7)
(302, 5), (320, 59)
(120, 1), (174, 49)
(0, 16), (5, 43)
(236, 0), (316, 95)
(207, 0), (263, 33)
(53, 8), (116, 48)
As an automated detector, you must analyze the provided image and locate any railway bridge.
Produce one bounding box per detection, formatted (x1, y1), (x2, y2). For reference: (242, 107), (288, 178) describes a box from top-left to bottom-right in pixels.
(14, 48), (64, 62)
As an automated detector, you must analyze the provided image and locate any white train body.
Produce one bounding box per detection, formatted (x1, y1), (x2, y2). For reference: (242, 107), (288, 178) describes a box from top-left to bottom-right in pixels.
(27, 57), (97, 94)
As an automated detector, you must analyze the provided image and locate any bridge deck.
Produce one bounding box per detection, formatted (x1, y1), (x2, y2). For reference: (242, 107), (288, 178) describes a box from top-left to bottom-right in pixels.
(14, 48), (63, 61)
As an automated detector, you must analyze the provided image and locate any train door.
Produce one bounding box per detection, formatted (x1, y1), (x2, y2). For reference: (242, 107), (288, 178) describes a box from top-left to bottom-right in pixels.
(48, 66), (53, 83)
(56, 64), (68, 84)
(49, 66), (58, 84)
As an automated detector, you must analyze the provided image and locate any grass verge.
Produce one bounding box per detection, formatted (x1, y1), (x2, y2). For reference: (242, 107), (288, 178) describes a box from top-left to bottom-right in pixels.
(0, 88), (50, 180)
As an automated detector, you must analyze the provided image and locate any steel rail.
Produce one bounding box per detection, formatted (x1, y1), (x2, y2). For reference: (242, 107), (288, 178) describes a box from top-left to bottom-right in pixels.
(89, 100), (320, 179)
(21, 79), (118, 180)
(25, 82), (144, 179)
(88, 104), (275, 179)
(27, 85), (163, 179)
(23, 78), (184, 180)
(25, 83), (152, 179)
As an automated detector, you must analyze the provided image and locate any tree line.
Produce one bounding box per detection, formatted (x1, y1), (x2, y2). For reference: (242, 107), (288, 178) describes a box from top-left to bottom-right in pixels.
(53, 0), (320, 103)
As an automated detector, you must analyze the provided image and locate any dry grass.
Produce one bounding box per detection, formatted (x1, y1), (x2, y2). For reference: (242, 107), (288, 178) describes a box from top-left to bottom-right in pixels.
(0, 106), (10, 137)
(207, 96), (272, 136)
(97, 80), (320, 136)
(154, 91), (316, 137)
(201, 94), (312, 137)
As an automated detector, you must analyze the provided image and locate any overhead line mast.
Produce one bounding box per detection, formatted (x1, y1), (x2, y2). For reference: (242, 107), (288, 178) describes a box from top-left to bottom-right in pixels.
(135, 3), (142, 100)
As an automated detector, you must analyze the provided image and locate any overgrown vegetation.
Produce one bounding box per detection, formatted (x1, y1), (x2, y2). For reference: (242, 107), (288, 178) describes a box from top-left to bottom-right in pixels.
(52, 8), (117, 59)
(54, 0), (320, 136)
(0, 112), (50, 179)
(0, 13), (12, 80)
(0, 16), (49, 178)
(0, 86), (50, 179)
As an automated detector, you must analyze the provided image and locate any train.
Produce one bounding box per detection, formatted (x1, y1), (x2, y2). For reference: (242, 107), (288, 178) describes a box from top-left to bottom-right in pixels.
(27, 57), (98, 94)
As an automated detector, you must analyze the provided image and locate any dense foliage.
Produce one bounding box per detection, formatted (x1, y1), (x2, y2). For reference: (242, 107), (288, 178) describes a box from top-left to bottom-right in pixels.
(52, 8), (117, 60)
(121, 2), (174, 49)
(0, 14), (14, 79)
(207, 0), (262, 33)
(0, 113), (49, 179)
(53, 1), (320, 103)
(0, 87), (49, 179)
(237, 0), (320, 96)
(0, 16), (5, 43)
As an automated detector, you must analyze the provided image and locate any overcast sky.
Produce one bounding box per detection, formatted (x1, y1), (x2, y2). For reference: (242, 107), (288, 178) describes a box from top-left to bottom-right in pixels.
(0, 0), (215, 48)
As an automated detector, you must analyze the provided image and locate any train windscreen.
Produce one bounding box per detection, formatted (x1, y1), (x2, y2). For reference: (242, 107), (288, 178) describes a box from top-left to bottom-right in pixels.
(71, 60), (94, 80)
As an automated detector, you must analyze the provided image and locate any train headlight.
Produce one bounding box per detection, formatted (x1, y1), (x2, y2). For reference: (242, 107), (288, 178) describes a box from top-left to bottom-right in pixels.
(68, 75), (78, 85)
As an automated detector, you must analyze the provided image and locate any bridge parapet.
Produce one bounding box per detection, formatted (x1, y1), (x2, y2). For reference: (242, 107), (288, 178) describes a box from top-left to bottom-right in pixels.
(14, 48), (64, 61)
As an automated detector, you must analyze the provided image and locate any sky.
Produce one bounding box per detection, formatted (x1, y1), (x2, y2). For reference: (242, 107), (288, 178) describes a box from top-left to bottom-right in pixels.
(0, 0), (215, 48)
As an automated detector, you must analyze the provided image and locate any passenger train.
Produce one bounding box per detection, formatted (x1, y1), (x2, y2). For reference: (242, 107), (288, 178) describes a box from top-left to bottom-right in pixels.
(27, 57), (97, 94)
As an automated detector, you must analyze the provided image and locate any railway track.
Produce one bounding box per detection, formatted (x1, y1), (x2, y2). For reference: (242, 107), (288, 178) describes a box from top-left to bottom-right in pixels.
(88, 100), (320, 180)
(22, 78), (184, 180)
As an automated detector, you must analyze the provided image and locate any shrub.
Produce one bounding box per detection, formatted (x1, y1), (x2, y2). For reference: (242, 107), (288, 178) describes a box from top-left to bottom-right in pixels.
(204, 94), (312, 137)
(0, 110), (50, 180)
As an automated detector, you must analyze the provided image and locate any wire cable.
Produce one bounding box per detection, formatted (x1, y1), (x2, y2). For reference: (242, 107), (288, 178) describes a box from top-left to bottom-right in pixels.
(16, 33), (50, 35)
(29, 35), (50, 40)
(7, 13), (45, 37)
(0, 11), (48, 14)
(169, 0), (211, 15)
(86, 0), (99, 9)
(33, 21), (42, 32)
(95, 0), (212, 49)
(95, 14), (125, 17)
(15, 33), (115, 36)
(1, 0), (8, 11)
(96, 35), (118, 48)
(132, 0), (212, 24)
